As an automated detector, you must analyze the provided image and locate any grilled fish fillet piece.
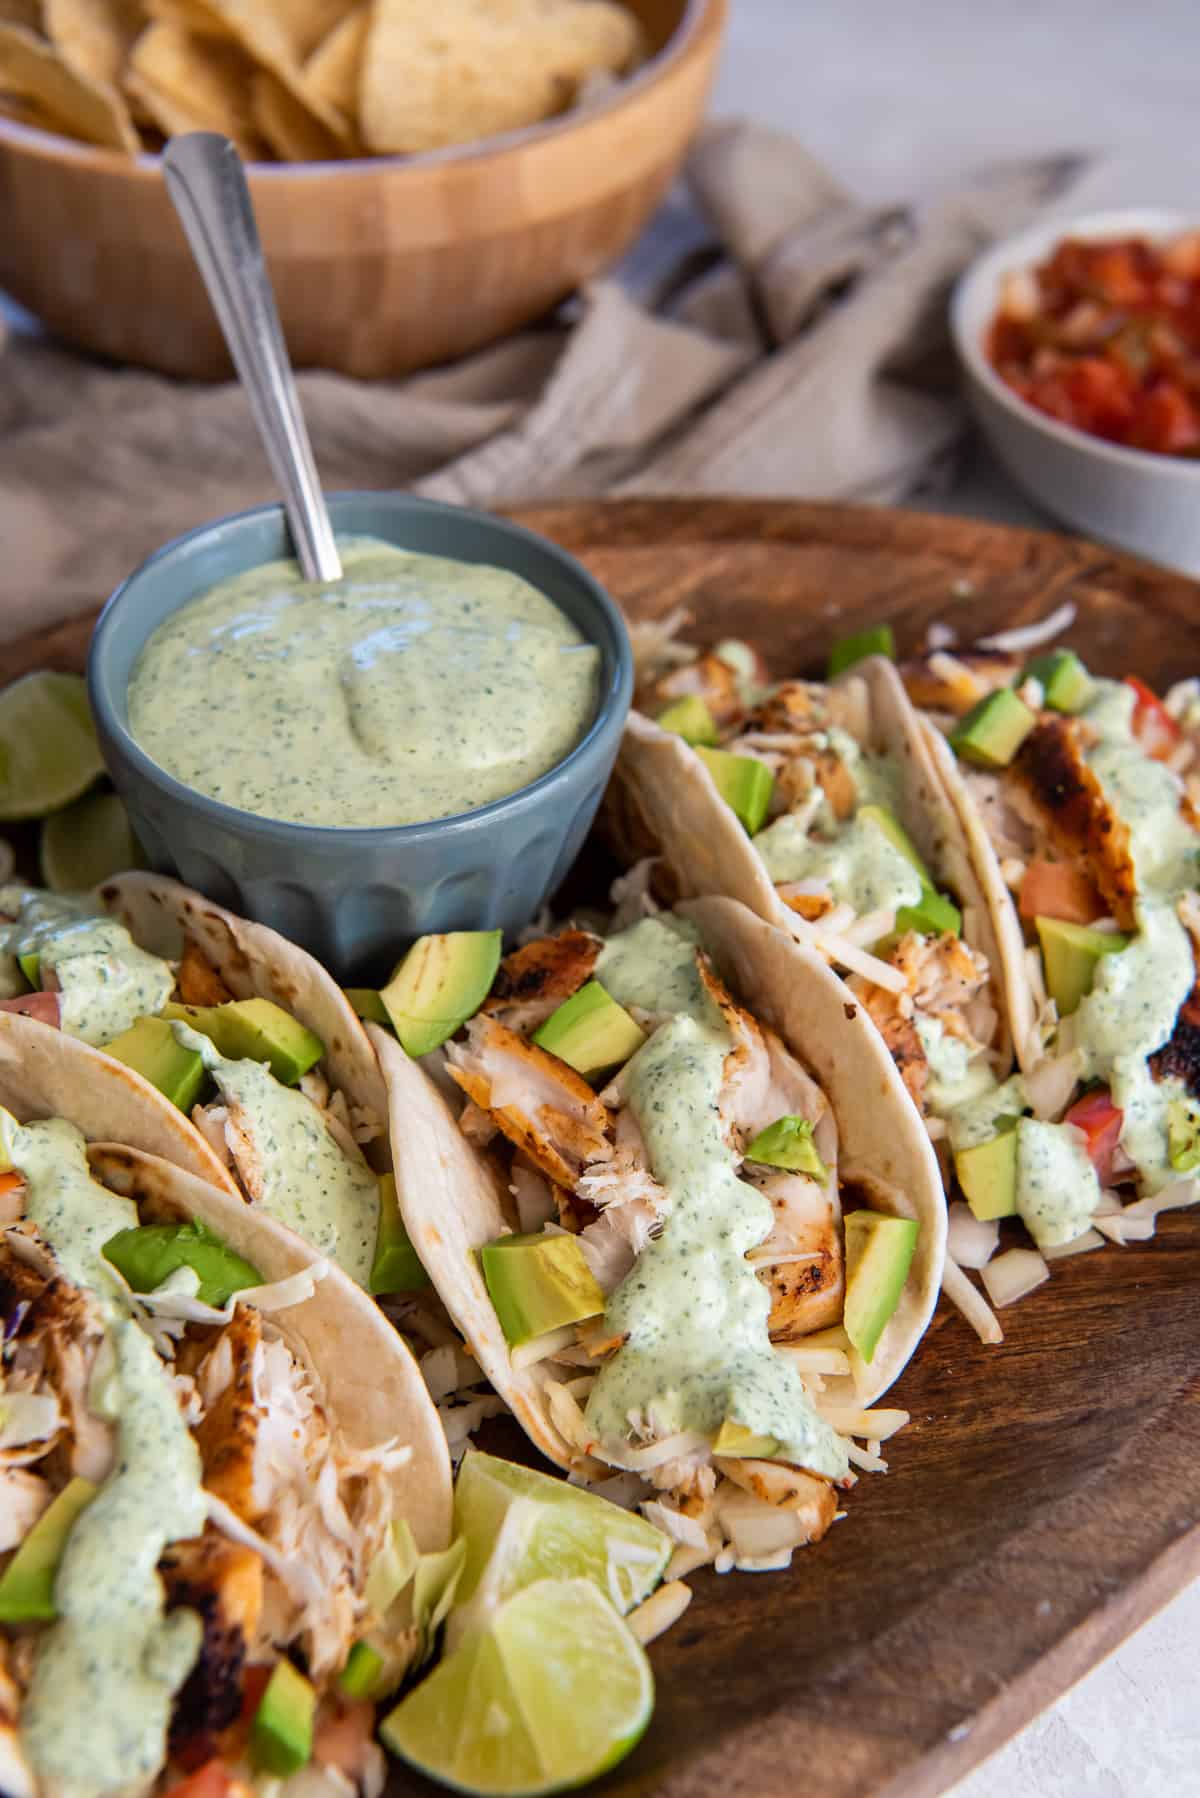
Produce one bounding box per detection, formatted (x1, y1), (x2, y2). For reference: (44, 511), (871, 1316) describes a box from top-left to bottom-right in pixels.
(483, 930), (601, 1035)
(0, 1238), (112, 1483)
(176, 938), (235, 1007)
(161, 1528), (264, 1747)
(1013, 715), (1138, 928)
(899, 648), (1022, 716)
(194, 1304), (264, 1524)
(641, 652), (744, 727)
(447, 1016), (613, 1187)
(715, 1456), (838, 1539)
(746, 1168), (844, 1338)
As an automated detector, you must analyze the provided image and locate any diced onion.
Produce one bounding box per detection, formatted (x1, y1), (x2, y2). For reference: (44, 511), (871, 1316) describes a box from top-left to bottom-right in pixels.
(941, 1256), (1004, 1344)
(1023, 1052), (1082, 1120)
(1125, 1176), (1200, 1221)
(0, 1392), (59, 1450)
(713, 1488), (819, 1561)
(1093, 1212), (1156, 1246)
(978, 602), (1076, 654)
(1043, 1228), (1104, 1259)
(627, 1580), (692, 1644)
(640, 1500), (709, 1550)
(1092, 1189), (1122, 1218)
(980, 1247), (1049, 1308)
(946, 1202), (999, 1270)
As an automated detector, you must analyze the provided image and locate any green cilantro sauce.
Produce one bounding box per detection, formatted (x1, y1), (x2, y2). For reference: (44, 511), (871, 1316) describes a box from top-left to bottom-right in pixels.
(0, 887), (173, 1047)
(127, 537), (601, 829)
(585, 918), (848, 1480)
(1015, 1117), (1100, 1249)
(173, 1022), (379, 1286)
(915, 1017), (997, 1118)
(1, 1115), (207, 1797)
(753, 810), (922, 914)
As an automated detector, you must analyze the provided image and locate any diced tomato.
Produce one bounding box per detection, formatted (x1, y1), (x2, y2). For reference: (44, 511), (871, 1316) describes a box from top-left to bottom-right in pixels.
(1131, 381), (1200, 454)
(165, 1759), (234, 1798)
(1018, 861), (1105, 925)
(1125, 675), (1181, 761)
(1065, 1089), (1124, 1186)
(0, 992), (59, 1025)
(313, 1699), (376, 1779)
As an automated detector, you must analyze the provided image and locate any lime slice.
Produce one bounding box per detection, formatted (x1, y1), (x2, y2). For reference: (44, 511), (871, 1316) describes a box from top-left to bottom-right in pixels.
(0, 673), (103, 821)
(382, 1577), (653, 1797)
(450, 1452), (669, 1648)
(40, 790), (146, 892)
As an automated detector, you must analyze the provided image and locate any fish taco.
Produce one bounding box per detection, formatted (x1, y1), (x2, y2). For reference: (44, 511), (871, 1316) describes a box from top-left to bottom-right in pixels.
(374, 896), (944, 1573)
(0, 1018), (452, 1798)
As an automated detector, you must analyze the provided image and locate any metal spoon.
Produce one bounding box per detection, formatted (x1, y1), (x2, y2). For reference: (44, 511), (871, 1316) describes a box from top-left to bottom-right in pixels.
(163, 132), (343, 583)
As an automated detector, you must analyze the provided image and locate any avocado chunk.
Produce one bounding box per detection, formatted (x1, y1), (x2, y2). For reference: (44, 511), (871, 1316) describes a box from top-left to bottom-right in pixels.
(344, 987), (392, 1028)
(251, 1659), (315, 1778)
(954, 1127), (1018, 1220)
(827, 624), (895, 679)
(695, 746), (774, 836)
(0, 1477), (97, 1623)
(842, 1210), (920, 1363)
(103, 1015), (208, 1112)
(1035, 917), (1130, 1017)
(1168, 1096), (1200, 1172)
(338, 1640), (387, 1701)
(744, 1115), (828, 1180)
(1026, 649), (1092, 713)
(479, 1231), (605, 1347)
(895, 885), (962, 938)
(370, 1173), (430, 1294)
(17, 951), (39, 988)
(381, 930), (503, 1059)
(856, 804), (931, 881)
(532, 980), (646, 1082)
(103, 1219), (262, 1308)
(655, 695), (719, 746)
(163, 998), (323, 1084)
(712, 1419), (780, 1459)
(948, 689), (1037, 768)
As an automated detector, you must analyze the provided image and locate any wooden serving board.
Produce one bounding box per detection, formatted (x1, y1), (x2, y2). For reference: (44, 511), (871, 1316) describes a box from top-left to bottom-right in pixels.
(7, 499), (1200, 1798)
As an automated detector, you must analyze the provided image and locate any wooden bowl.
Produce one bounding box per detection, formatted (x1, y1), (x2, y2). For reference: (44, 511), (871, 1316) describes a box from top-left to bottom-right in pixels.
(0, 0), (725, 379)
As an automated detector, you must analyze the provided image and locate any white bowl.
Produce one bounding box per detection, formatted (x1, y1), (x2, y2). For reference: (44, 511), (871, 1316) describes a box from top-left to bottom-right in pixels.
(952, 207), (1200, 573)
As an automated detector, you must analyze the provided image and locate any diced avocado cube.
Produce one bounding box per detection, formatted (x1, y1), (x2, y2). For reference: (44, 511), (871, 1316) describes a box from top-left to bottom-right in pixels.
(827, 625), (895, 679)
(711, 1419), (779, 1459)
(381, 931), (503, 1059)
(0, 1477), (96, 1623)
(895, 886), (962, 938)
(1168, 1096), (1200, 1172)
(1026, 649), (1092, 713)
(857, 804), (931, 881)
(251, 1659), (315, 1778)
(370, 1173), (430, 1295)
(479, 1231), (604, 1348)
(344, 987), (392, 1028)
(744, 1115), (828, 1180)
(954, 1128), (1018, 1220)
(102, 1219), (262, 1308)
(338, 1640), (386, 1701)
(1035, 917), (1130, 1018)
(655, 695), (719, 747)
(842, 1210), (920, 1364)
(695, 746), (774, 836)
(103, 1015), (207, 1112)
(532, 980), (646, 1082)
(949, 689), (1037, 768)
(17, 952), (39, 988)
(163, 998), (323, 1085)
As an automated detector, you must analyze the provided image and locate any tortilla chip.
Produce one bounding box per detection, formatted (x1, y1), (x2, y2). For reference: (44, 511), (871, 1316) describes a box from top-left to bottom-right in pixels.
(192, 0), (351, 140)
(142, 0), (230, 35)
(252, 65), (347, 161)
(125, 18), (264, 156)
(303, 0), (365, 123)
(43, 0), (142, 89)
(359, 0), (642, 155)
(271, 0), (355, 60)
(0, 20), (139, 147)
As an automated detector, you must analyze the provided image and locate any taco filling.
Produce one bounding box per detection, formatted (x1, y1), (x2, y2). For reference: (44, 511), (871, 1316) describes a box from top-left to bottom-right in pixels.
(0, 1113), (417, 1798)
(900, 642), (1200, 1256)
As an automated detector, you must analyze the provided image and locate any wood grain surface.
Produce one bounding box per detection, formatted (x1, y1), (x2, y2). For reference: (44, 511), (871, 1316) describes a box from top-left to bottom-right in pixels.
(6, 499), (1199, 1798)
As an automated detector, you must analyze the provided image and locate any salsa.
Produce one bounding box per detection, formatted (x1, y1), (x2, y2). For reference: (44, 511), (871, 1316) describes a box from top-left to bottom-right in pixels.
(987, 232), (1200, 456)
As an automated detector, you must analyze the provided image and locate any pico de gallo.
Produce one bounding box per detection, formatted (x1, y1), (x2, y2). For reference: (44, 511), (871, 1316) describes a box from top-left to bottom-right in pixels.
(987, 232), (1200, 457)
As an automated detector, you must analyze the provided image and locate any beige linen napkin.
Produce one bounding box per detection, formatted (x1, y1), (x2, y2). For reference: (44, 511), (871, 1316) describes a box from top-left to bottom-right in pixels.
(0, 121), (1080, 643)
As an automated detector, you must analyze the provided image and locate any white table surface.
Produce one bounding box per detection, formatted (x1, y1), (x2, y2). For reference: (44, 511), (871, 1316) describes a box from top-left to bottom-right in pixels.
(703, 4), (1200, 1794)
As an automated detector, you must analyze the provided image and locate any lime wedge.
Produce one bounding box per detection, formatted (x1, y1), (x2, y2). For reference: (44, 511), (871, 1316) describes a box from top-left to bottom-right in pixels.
(40, 790), (146, 892)
(0, 673), (103, 820)
(382, 1578), (653, 1797)
(450, 1452), (669, 1649)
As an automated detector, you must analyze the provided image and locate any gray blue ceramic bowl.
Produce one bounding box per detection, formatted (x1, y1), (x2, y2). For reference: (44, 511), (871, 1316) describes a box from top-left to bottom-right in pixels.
(88, 492), (633, 979)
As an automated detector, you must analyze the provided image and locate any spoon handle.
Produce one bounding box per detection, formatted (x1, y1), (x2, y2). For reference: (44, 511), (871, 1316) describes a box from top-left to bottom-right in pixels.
(163, 133), (343, 584)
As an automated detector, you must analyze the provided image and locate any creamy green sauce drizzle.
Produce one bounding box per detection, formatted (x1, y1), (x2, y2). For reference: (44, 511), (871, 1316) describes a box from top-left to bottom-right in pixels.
(586, 919), (848, 1480)
(127, 538), (601, 829)
(1, 1114), (207, 1798)
(753, 809), (922, 913)
(174, 1022), (378, 1286)
(1015, 1117), (1100, 1249)
(945, 1074), (1026, 1155)
(0, 886), (173, 1047)
(915, 1017), (997, 1118)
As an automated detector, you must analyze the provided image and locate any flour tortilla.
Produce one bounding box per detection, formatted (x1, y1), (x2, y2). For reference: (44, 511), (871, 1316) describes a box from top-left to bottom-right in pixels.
(372, 896), (946, 1477)
(612, 655), (1016, 1073)
(100, 871), (392, 1171)
(0, 1036), (452, 1549)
